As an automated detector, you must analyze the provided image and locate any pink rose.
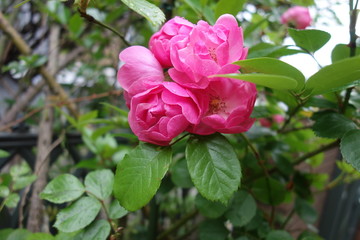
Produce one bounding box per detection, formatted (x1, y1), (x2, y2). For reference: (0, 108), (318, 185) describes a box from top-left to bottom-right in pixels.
(117, 46), (164, 102)
(128, 82), (204, 146)
(149, 17), (194, 68)
(169, 14), (248, 89)
(281, 6), (312, 29)
(259, 118), (272, 128)
(273, 114), (285, 124)
(259, 114), (285, 128)
(188, 77), (257, 135)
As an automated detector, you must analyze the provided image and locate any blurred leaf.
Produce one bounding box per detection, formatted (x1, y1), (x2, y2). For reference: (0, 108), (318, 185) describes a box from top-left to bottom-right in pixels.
(7, 229), (30, 240)
(85, 169), (114, 200)
(5, 193), (20, 208)
(78, 111), (98, 126)
(252, 177), (286, 205)
(331, 44), (360, 63)
(10, 162), (31, 178)
(298, 231), (324, 240)
(199, 219), (228, 240)
(215, 0), (246, 19)
(0, 186), (10, 198)
(120, 0), (165, 26)
(290, 0), (315, 6)
(341, 129), (360, 172)
(114, 143), (172, 211)
(266, 230), (294, 240)
(0, 229), (13, 240)
(54, 197), (101, 232)
(81, 220), (111, 240)
(13, 174), (37, 190)
(288, 28), (331, 53)
(186, 133), (241, 204)
(171, 158), (193, 188)
(109, 200), (128, 219)
(14, 0), (31, 8)
(40, 174), (85, 204)
(312, 111), (357, 138)
(225, 190), (257, 227)
(26, 233), (55, 240)
(305, 56), (360, 95)
(0, 150), (10, 158)
(295, 198), (317, 224)
(234, 57), (305, 90)
(219, 73), (298, 90)
(195, 194), (227, 219)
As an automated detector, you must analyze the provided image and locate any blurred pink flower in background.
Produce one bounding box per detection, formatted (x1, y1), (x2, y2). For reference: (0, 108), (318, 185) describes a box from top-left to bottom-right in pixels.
(259, 114), (285, 128)
(281, 6), (312, 29)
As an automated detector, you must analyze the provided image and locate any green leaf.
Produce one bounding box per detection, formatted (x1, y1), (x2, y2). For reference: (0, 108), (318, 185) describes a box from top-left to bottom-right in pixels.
(54, 196), (101, 232)
(305, 56), (360, 95)
(120, 0), (165, 26)
(288, 28), (331, 53)
(215, 0), (246, 19)
(340, 129), (360, 172)
(114, 143), (172, 211)
(0, 229), (13, 240)
(0, 185), (10, 198)
(186, 133), (241, 203)
(312, 111), (357, 138)
(40, 174), (85, 204)
(26, 233), (55, 240)
(266, 230), (294, 240)
(82, 220), (111, 240)
(109, 200), (128, 219)
(252, 177), (286, 205)
(218, 73), (298, 90)
(0, 149), (10, 158)
(13, 174), (37, 190)
(331, 44), (360, 63)
(10, 162), (31, 178)
(199, 219), (228, 240)
(85, 169), (114, 200)
(195, 194), (227, 219)
(295, 198), (317, 224)
(5, 193), (20, 208)
(171, 158), (193, 188)
(7, 229), (30, 240)
(234, 57), (305, 90)
(225, 190), (257, 227)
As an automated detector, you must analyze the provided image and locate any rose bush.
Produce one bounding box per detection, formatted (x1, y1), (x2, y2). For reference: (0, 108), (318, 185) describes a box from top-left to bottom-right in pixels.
(117, 14), (257, 145)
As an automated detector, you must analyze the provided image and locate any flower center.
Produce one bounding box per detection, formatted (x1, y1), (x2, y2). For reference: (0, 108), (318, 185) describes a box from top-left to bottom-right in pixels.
(208, 47), (218, 63)
(209, 95), (226, 114)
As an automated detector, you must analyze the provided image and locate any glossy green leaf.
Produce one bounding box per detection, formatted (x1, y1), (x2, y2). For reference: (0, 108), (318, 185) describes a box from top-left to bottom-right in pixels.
(4, 193), (20, 208)
(114, 143), (172, 211)
(199, 219), (228, 240)
(288, 28), (331, 53)
(171, 158), (193, 188)
(109, 200), (128, 219)
(85, 169), (114, 200)
(120, 0), (165, 26)
(295, 198), (317, 224)
(0, 149), (10, 158)
(186, 133), (241, 203)
(13, 174), (37, 190)
(218, 73), (298, 90)
(331, 44), (360, 63)
(40, 174), (85, 204)
(312, 111), (357, 138)
(234, 57), (305, 90)
(266, 230), (294, 240)
(81, 220), (111, 240)
(26, 233), (55, 240)
(340, 129), (360, 172)
(252, 177), (286, 205)
(195, 194), (227, 219)
(225, 190), (257, 227)
(215, 0), (245, 19)
(305, 56), (360, 95)
(54, 197), (101, 232)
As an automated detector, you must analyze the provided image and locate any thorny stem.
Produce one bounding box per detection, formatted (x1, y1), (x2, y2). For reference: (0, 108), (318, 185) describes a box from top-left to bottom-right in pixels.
(281, 208), (295, 229)
(78, 9), (130, 47)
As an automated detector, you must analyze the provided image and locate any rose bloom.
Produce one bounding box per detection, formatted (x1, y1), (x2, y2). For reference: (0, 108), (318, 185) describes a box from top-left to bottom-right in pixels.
(259, 114), (285, 128)
(188, 77), (257, 135)
(128, 82), (204, 146)
(281, 6), (312, 29)
(149, 17), (194, 68)
(168, 14), (248, 89)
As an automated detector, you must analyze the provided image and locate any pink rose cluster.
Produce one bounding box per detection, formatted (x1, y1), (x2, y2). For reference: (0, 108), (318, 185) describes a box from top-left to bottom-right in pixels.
(117, 14), (257, 146)
(281, 6), (312, 29)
